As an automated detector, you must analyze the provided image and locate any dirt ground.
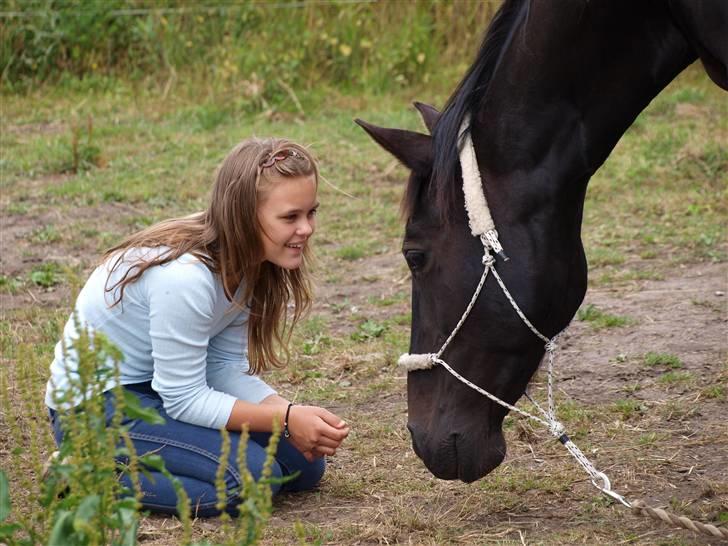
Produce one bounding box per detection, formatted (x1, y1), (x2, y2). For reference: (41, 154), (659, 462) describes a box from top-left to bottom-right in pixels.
(2, 177), (726, 545)
(130, 256), (726, 545)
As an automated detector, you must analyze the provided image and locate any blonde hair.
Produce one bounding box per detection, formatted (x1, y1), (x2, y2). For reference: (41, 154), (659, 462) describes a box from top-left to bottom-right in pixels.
(103, 137), (318, 374)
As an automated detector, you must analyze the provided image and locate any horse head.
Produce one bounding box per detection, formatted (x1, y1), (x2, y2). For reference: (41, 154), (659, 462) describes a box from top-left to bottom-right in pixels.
(357, 107), (569, 482)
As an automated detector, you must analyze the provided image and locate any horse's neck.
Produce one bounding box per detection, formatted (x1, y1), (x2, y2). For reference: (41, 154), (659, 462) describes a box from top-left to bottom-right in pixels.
(477, 1), (696, 183)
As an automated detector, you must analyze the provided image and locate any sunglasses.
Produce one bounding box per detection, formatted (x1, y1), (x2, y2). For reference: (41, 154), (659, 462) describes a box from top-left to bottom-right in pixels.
(259, 149), (303, 169)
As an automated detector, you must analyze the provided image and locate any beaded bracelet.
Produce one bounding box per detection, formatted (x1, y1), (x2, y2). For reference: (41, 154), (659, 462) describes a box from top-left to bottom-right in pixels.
(283, 403), (294, 438)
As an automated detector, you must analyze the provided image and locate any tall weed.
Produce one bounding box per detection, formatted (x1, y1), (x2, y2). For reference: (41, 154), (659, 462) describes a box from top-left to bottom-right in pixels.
(0, 316), (280, 544)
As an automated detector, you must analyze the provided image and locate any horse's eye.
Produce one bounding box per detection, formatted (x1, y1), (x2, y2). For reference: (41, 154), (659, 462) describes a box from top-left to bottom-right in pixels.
(404, 249), (426, 271)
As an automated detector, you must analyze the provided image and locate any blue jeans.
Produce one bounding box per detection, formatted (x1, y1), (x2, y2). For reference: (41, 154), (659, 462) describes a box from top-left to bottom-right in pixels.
(49, 382), (325, 517)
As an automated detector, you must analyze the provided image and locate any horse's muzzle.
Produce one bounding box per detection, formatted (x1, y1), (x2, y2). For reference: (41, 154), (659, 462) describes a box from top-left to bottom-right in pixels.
(407, 423), (506, 482)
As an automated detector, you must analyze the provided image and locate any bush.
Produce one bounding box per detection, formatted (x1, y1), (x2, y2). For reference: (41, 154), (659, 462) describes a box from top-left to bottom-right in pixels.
(1, 1), (498, 101)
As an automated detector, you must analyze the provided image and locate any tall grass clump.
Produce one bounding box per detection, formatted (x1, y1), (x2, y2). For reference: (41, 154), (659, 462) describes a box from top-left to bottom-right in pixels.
(0, 316), (281, 545)
(1, 1), (499, 101)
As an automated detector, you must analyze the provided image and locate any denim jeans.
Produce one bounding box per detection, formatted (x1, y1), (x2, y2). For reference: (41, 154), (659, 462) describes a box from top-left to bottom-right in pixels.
(49, 382), (325, 517)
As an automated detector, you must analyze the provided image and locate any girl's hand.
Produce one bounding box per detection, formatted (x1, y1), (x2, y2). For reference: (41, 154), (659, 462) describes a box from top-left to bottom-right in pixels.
(286, 405), (350, 460)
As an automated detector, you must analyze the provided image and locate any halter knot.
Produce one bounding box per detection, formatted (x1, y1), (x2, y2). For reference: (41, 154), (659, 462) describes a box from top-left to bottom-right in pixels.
(482, 253), (495, 266)
(545, 340), (557, 352)
(548, 420), (565, 438)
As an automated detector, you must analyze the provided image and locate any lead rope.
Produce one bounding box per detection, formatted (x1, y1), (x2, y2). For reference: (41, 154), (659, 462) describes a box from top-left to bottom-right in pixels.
(397, 119), (728, 540)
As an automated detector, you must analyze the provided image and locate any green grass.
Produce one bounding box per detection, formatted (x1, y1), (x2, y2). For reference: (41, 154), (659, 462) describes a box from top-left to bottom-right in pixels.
(29, 263), (64, 288)
(613, 399), (646, 420)
(702, 385), (725, 400)
(643, 352), (683, 368)
(576, 304), (633, 329)
(1, 53), (726, 545)
(658, 371), (694, 387)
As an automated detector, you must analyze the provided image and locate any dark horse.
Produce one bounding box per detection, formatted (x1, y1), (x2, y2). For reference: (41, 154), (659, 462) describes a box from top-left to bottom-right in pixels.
(357, 0), (727, 483)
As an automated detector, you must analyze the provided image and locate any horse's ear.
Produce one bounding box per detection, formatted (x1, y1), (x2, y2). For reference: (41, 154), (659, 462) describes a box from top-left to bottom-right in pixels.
(413, 102), (441, 133)
(354, 119), (432, 174)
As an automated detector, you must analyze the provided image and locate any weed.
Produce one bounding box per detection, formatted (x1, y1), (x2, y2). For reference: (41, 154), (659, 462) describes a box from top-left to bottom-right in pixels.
(643, 352), (683, 368)
(29, 262), (63, 288)
(368, 291), (407, 307)
(302, 333), (330, 356)
(68, 116), (103, 173)
(1, 319), (279, 545)
(0, 275), (23, 295)
(613, 399), (645, 420)
(658, 371), (694, 386)
(351, 320), (387, 342)
(588, 247), (625, 267)
(622, 383), (642, 394)
(337, 244), (366, 261)
(702, 385), (725, 400)
(29, 224), (61, 244)
(637, 432), (669, 446)
(576, 304), (633, 329)
(5, 202), (29, 215)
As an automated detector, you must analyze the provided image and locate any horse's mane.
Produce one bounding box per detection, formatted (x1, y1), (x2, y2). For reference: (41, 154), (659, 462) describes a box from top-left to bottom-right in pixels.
(405, 0), (530, 221)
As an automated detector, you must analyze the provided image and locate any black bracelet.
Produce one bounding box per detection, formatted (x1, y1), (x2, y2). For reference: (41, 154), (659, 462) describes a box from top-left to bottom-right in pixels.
(283, 403), (294, 438)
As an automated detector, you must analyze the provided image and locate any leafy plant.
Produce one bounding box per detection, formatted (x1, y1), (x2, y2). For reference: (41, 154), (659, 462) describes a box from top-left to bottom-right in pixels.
(29, 225), (61, 244)
(68, 116), (103, 173)
(0, 471), (21, 542)
(1, 314), (281, 545)
(29, 262), (62, 288)
(302, 333), (330, 356)
(351, 319), (387, 342)
(0, 275), (23, 294)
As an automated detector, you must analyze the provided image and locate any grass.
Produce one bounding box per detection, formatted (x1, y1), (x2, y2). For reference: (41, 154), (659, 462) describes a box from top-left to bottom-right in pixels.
(576, 304), (633, 329)
(1, 57), (726, 544)
(643, 351), (683, 369)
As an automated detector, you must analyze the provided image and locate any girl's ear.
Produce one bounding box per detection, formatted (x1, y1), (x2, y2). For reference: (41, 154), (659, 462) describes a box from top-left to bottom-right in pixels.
(354, 119), (433, 175)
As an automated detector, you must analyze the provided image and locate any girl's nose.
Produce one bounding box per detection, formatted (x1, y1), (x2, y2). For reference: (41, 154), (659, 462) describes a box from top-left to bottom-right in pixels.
(297, 219), (314, 237)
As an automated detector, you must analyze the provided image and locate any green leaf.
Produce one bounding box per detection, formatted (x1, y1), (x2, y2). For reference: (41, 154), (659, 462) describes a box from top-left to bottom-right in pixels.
(122, 390), (165, 425)
(73, 495), (100, 527)
(48, 511), (76, 546)
(0, 522), (21, 540)
(0, 471), (10, 522)
(117, 506), (139, 546)
(138, 453), (166, 472)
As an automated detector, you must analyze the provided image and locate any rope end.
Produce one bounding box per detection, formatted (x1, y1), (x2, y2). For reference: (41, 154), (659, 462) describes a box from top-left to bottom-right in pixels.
(398, 353), (436, 371)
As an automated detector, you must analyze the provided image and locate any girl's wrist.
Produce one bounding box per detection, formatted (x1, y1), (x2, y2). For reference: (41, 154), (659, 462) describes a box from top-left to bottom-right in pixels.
(283, 402), (294, 438)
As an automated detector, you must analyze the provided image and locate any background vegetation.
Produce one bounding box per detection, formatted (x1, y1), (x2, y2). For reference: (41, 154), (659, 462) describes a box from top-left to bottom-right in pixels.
(1, 0), (726, 544)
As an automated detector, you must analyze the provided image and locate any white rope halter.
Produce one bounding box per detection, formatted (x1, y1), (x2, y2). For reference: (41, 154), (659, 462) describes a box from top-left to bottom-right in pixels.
(397, 116), (630, 507)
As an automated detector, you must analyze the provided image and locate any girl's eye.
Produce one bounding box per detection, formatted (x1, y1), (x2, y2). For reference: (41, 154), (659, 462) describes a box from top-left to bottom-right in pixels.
(404, 249), (426, 271)
(308, 208), (318, 217)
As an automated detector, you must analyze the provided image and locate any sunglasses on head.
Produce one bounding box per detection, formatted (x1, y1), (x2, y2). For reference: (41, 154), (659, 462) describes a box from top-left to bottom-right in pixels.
(260, 149), (303, 169)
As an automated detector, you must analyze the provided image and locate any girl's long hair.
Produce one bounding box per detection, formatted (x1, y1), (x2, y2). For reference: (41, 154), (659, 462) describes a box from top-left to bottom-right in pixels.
(102, 138), (318, 374)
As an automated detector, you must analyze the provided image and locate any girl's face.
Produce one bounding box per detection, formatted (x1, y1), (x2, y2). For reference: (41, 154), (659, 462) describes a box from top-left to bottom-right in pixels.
(257, 175), (318, 269)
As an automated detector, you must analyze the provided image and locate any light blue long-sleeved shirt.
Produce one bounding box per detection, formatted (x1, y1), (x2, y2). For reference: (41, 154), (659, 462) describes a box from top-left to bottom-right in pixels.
(45, 248), (276, 429)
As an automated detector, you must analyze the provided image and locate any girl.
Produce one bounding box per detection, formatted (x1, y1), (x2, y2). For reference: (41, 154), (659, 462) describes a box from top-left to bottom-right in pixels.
(45, 137), (349, 516)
